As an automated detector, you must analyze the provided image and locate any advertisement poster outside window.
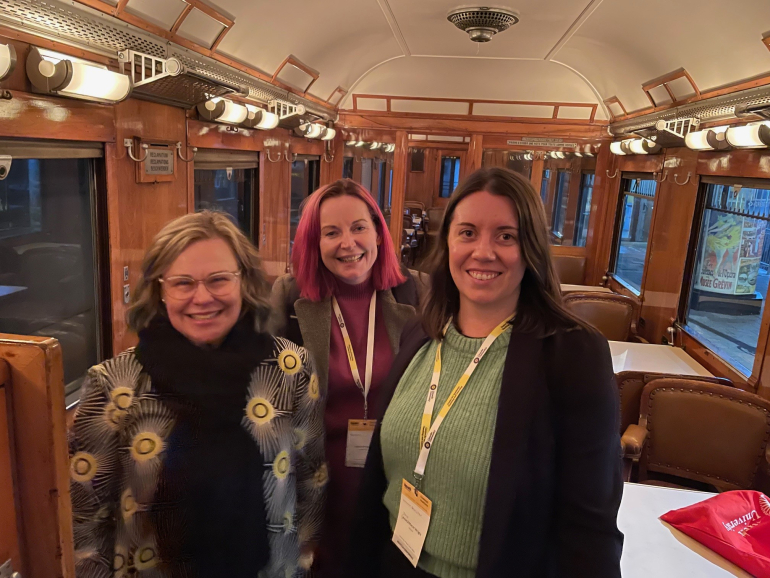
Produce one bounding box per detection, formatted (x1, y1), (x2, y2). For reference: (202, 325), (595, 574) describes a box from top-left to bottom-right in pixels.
(695, 211), (765, 295)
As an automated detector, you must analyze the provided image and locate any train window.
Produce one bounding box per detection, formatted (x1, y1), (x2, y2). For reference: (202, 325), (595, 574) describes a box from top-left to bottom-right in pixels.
(343, 156), (353, 179)
(361, 158), (373, 192)
(194, 150), (259, 237)
(290, 156), (320, 242)
(551, 170), (571, 239)
(683, 180), (770, 376)
(376, 159), (387, 210)
(540, 169), (551, 205)
(439, 155), (461, 198)
(0, 142), (104, 399)
(573, 172), (595, 247)
(611, 175), (657, 294)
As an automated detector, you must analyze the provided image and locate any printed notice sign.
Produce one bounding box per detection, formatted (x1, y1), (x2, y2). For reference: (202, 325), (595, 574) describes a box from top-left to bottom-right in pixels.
(392, 479), (432, 567)
(506, 138), (578, 148)
(145, 148), (174, 175)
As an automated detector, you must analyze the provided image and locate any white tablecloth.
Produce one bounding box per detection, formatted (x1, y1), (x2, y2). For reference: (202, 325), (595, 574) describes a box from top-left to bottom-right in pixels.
(610, 341), (713, 377)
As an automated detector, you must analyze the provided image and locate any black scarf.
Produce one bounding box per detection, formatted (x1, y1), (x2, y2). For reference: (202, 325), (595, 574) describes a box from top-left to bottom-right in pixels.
(135, 313), (272, 577)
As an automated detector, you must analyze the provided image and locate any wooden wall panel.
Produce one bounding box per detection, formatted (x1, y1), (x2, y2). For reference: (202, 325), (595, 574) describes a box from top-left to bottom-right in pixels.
(109, 100), (189, 353)
(584, 144), (613, 284)
(187, 119), (264, 151)
(260, 144), (291, 280)
(406, 147), (438, 208)
(638, 148), (700, 344)
(618, 154), (664, 174)
(0, 92), (114, 142)
(466, 134), (483, 173)
(388, 131), (408, 248)
(0, 363), (20, 576)
(319, 132), (344, 186)
(0, 336), (73, 578)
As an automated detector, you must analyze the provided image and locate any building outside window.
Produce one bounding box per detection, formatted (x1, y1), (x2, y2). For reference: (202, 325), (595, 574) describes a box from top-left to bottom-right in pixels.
(574, 172), (595, 247)
(551, 170), (571, 239)
(0, 142), (104, 402)
(612, 175), (657, 293)
(439, 155), (461, 198)
(684, 180), (770, 376)
(343, 156), (353, 179)
(540, 169), (551, 205)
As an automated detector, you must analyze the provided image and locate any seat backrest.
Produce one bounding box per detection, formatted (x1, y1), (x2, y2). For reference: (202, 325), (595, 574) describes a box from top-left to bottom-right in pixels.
(638, 378), (770, 491)
(616, 371), (732, 436)
(563, 292), (640, 341)
(552, 254), (586, 284)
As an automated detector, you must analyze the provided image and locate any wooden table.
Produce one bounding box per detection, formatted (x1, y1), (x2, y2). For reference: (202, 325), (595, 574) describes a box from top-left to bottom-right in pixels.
(610, 341), (713, 377)
(619, 483), (751, 577)
(560, 284), (613, 293)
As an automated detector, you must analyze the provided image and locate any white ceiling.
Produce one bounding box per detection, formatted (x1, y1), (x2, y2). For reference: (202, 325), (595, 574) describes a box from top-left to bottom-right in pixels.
(130, 0), (770, 118)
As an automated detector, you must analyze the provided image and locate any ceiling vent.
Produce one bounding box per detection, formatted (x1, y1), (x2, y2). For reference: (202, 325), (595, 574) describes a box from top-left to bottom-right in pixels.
(447, 6), (519, 42)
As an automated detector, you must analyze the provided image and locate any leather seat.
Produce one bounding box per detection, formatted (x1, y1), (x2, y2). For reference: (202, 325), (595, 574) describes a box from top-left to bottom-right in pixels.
(552, 254), (586, 285)
(563, 292), (640, 341)
(623, 378), (770, 492)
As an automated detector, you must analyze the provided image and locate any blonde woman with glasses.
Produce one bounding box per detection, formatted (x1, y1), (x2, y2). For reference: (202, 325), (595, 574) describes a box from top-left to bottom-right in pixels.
(68, 211), (326, 578)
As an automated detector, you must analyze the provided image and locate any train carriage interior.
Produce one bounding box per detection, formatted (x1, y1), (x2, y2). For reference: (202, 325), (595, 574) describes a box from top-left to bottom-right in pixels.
(1, 0), (770, 576)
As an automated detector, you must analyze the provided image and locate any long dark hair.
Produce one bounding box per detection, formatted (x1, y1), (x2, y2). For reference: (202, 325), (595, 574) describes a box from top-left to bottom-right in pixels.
(421, 167), (585, 340)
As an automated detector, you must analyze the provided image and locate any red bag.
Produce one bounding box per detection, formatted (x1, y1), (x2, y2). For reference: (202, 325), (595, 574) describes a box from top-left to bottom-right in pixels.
(660, 490), (770, 578)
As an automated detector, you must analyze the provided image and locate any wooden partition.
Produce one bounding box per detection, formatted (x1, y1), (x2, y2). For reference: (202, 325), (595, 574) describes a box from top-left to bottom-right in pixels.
(0, 335), (73, 578)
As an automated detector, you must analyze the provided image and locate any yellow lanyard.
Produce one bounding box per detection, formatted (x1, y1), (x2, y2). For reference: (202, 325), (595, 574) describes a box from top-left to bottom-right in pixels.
(414, 316), (513, 488)
(332, 292), (377, 419)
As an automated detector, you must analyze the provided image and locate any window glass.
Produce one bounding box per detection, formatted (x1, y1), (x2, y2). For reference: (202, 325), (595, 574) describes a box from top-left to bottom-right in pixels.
(194, 169), (254, 235)
(439, 156), (461, 198)
(684, 182), (770, 376)
(0, 158), (100, 394)
(540, 169), (551, 204)
(343, 156), (353, 179)
(612, 176), (657, 293)
(574, 172), (595, 247)
(290, 157), (320, 242)
(377, 160), (387, 210)
(551, 170), (571, 238)
(361, 158), (373, 192)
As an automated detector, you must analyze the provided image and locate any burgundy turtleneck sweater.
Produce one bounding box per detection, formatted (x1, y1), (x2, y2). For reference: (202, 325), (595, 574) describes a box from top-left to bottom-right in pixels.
(317, 277), (394, 577)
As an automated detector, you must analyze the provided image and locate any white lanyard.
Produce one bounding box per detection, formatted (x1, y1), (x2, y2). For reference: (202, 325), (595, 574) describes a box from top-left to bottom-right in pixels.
(414, 317), (513, 489)
(332, 292), (377, 419)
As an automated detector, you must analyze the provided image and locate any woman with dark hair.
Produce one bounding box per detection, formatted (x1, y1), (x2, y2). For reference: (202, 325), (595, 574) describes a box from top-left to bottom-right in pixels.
(349, 167), (623, 578)
(270, 179), (419, 576)
(69, 211), (326, 578)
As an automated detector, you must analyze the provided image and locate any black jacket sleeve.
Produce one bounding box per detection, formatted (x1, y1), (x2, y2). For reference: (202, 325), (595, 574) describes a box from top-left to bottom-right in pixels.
(546, 327), (624, 577)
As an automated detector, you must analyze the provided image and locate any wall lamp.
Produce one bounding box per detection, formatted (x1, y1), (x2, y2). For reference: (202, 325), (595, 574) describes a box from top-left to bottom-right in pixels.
(296, 122), (324, 139)
(197, 98), (279, 129)
(346, 139), (357, 146)
(725, 122), (770, 149)
(355, 141), (365, 147)
(628, 138), (661, 155)
(684, 126), (730, 151)
(383, 143), (395, 153)
(0, 44), (16, 81)
(26, 46), (131, 103)
(370, 142), (381, 150)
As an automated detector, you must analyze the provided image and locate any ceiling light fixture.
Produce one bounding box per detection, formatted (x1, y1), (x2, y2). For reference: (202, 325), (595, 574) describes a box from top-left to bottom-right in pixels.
(196, 98), (248, 125)
(383, 143), (396, 153)
(628, 138), (661, 155)
(26, 46), (131, 103)
(243, 104), (279, 130)
(447, 6), (519, 43)
(610, 141), (627, 155)
(321, 128), (336, 141)
(355, 141), (365, 147)
(346, 140), (357, 146)
(684, 126), (729, 151)
(0, 44), (16, 81)
(725, 122), (770, 149)
(296, 122), (324, 139)
(370, 142), (380, 150)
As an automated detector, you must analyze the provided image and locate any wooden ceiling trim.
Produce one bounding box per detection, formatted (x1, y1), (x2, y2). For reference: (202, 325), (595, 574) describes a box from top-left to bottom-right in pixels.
(70, 0), (333, 110)
(326, 86), (348, 106)
(341, 109), (600, 126)
(603, 97), (627, 119)
(348, 94), (598, 122)
(170, 3), (194, 34)
(764, 36), (770, 52)
(114, 0), (130, 16)
(641, 68), (700, 107)
(184, 0), (234, 28)
(271, 55), (319, 95)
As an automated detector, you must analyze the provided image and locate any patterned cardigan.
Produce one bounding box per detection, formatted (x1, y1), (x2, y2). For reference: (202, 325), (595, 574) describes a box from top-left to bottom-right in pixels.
(69, 336), (327, 578)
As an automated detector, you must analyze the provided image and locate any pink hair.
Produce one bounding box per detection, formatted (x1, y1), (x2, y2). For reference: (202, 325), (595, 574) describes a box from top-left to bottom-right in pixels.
(292, 178), (405, 301)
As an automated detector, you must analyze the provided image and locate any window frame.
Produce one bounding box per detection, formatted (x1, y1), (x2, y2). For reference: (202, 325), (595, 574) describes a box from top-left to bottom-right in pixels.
(573, 171), (595, 247)
(678, 176), (770, 381)
(438, 154), (461, 199)
(550, 169), (571, 240)
(609, 172), (659, 296)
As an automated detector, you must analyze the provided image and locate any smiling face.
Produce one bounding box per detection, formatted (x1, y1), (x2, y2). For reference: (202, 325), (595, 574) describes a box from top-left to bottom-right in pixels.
(448, 190), (526, 320)
(162, 237), (242, 347)
(318, 194), (381, 285)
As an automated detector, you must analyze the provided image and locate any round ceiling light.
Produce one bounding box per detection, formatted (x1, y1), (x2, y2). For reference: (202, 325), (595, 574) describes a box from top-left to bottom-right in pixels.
(447, 6), (519, 43)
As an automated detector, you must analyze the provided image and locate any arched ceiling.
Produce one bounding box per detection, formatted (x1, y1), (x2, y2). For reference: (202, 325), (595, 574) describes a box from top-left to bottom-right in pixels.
(123, 0), (770, 119)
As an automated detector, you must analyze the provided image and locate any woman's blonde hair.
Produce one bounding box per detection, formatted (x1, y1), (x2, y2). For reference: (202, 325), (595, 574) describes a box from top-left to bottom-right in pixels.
(127, 211), (271, 332)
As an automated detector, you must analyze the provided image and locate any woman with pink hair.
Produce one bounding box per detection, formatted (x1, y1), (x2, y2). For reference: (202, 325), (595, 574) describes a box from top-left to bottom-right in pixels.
(270, 178), (419, 577)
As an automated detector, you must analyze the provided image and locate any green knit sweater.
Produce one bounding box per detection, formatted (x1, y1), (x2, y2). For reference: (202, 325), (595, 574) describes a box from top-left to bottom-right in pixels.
(380, 323), (510, 578)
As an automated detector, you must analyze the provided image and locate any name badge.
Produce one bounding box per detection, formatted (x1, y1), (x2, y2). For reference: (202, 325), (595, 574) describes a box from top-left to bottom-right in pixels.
(345, 419), (376, 468)
(392, 478), (432, 567)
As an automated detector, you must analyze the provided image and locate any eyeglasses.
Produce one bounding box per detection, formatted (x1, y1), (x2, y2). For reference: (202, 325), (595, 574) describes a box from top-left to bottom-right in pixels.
(159, 271), (241, 300)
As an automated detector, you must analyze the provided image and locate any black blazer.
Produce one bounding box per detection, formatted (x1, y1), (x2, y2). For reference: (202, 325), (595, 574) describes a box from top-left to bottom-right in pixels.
(348, 319), (624, 578)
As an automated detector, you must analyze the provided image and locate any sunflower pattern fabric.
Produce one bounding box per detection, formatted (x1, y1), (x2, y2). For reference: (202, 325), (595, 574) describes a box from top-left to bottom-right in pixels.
(69, 337), (326, 578)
